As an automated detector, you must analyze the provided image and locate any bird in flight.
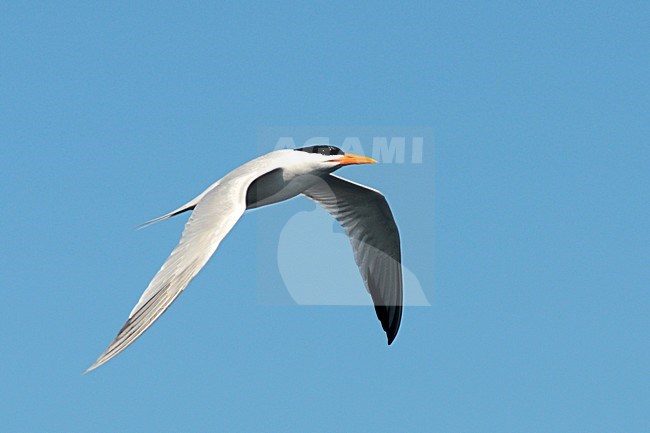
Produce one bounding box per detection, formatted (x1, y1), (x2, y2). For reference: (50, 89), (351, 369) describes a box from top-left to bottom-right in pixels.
(86, 146), (403, 372)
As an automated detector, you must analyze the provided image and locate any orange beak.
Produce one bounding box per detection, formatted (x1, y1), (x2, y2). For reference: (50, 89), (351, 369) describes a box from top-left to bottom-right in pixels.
(332, 153), (378, 165)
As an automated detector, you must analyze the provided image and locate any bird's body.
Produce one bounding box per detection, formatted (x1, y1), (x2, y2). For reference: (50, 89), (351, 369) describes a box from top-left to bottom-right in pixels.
(87, 147), (403, 373)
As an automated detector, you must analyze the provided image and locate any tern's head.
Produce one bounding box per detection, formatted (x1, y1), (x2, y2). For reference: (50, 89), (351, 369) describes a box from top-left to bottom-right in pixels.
(294, 145), (377, 171)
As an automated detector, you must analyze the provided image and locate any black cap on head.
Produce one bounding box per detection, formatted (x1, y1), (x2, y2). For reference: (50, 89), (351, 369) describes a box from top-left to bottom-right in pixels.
(294, 145), (344, 156)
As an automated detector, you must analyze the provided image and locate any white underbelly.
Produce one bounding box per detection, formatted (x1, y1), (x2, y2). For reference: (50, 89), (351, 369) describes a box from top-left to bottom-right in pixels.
(245, 169), (324, 209)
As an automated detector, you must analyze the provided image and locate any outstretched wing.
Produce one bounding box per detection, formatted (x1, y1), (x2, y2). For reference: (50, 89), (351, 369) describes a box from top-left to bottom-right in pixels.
(86, 176), (251, 373)
(302, 174), (403, 344)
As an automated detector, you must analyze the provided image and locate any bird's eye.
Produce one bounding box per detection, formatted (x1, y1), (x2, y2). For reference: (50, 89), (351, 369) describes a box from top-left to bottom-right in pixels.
(295, 145), (344, 156)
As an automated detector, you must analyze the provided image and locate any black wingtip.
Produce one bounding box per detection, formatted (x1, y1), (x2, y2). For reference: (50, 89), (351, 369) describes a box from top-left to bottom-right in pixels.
(385, 320), (400, 345)
(374, 304), (401, 346)
(387, 332), (397, 345)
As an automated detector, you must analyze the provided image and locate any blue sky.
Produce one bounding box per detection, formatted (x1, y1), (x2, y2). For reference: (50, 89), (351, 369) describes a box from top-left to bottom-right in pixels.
(1, 1), (649, 432)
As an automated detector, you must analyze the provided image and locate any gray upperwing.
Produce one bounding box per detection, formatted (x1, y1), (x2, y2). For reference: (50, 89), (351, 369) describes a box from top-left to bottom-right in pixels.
(302, 174), (403, 344)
